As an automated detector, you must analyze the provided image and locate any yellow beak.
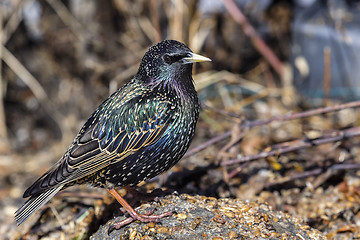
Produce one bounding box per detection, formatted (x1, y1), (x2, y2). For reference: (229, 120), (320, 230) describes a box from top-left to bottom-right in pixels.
(182, 53), (211, 64)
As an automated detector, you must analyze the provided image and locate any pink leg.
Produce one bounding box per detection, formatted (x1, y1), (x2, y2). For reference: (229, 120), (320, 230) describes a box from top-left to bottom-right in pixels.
(107, 189), (173, 232)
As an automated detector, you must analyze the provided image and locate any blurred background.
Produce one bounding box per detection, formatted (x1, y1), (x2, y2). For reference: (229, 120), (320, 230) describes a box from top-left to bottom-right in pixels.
(1, 0), (360, 239)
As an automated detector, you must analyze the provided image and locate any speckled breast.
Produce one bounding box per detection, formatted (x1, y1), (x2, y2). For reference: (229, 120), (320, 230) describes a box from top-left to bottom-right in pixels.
(92, 97), (199, 189)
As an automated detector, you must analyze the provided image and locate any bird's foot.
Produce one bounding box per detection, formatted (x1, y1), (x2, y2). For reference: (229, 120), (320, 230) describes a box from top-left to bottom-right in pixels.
(107, 188), (173, 233)
(108, 209), (173, 233)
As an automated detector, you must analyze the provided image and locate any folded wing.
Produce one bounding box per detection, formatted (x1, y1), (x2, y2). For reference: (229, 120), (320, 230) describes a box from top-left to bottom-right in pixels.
(23, 89), (174, 198)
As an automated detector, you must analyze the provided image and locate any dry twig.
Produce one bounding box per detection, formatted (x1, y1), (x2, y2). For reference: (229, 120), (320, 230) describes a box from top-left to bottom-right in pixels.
(186, 100), (360, 159)
(221, 126), (360, 166)
(0, 11), (8, 150)
(222, 0), (284, 76)
(243, 100), (360, 129)
(264, 162), (360, 190)
(1, 45), (47, 101)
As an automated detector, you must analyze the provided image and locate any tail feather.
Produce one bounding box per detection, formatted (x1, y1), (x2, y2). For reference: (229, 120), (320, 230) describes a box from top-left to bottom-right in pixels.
(15, 185), (63, 226)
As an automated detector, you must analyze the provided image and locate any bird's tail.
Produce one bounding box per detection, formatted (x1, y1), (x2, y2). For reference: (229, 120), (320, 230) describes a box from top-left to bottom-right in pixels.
(15, 185), (63, 226)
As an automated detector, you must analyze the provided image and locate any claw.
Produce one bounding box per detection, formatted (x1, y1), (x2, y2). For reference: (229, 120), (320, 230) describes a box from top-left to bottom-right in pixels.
(108, 210), (173, 232)
(107, 189), (173, 232)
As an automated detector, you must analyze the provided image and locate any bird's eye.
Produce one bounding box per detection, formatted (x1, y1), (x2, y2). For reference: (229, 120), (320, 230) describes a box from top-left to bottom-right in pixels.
(163, 54), (173, 64)
(163, 54), (188, 65)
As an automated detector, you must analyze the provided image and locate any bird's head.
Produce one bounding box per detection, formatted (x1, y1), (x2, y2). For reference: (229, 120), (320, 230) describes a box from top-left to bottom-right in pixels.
(136, 40), (211, 95)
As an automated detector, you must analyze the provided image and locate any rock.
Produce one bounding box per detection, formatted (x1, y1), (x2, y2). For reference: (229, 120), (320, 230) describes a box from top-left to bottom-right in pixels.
(90, 194), (324, 239)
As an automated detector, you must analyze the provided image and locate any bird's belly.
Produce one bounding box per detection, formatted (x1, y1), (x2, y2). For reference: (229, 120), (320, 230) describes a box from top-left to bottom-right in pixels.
(93, 129), (194, 188)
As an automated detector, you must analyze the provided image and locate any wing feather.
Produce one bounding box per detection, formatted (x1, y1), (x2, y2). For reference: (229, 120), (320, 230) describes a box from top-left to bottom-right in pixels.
(23, 88), (175, 197)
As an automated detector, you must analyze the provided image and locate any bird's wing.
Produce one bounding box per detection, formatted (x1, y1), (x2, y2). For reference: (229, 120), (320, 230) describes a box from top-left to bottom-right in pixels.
(23, 88), (175, 197)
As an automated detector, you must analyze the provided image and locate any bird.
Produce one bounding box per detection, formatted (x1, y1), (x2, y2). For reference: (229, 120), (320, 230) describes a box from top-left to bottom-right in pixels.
(15, 40), (211, 230)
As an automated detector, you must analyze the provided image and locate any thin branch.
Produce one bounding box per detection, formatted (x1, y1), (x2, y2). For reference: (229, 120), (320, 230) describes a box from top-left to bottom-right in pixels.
(0, 10), (9, 148)
(331, 162), (360, 171)
(218, 124), (247, 160)
(1, 45), (65, 138)
(222, 0), (284, 76)
(1, 45), (47, 101)
(243, 100), (360, 129)
(226, 162), (250, 181)
(201, 102), (242, 119)
(46, 0), (88, 42)
(221, 126), (360, 166)
(264, 162), (360, 189)
(2, 0), (25, 44)
(186, 100), (360, 159)
(183, 130), (231, 158)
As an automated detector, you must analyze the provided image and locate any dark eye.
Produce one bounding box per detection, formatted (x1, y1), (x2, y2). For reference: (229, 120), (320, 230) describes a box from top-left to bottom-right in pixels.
(163, 53), (188, 65)
(163, 54), (173, 64)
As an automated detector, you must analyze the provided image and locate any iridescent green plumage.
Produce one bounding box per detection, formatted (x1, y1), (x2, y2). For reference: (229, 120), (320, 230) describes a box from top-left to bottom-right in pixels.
(15, 40), (210, 227)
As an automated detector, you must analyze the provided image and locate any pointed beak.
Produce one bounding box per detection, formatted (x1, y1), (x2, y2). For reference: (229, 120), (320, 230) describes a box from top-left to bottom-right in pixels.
(182, 52), (211, 64)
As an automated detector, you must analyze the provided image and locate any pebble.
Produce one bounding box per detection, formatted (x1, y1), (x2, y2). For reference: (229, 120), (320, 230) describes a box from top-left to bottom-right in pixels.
(176, 213), (187, 220)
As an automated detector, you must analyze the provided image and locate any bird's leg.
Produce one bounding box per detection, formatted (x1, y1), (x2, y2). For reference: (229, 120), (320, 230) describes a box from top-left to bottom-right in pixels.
(107, 189), (173, 231)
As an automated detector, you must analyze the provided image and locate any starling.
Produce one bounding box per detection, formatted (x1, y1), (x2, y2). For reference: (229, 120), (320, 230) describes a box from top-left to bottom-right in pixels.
(15, 40), (211, 229)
